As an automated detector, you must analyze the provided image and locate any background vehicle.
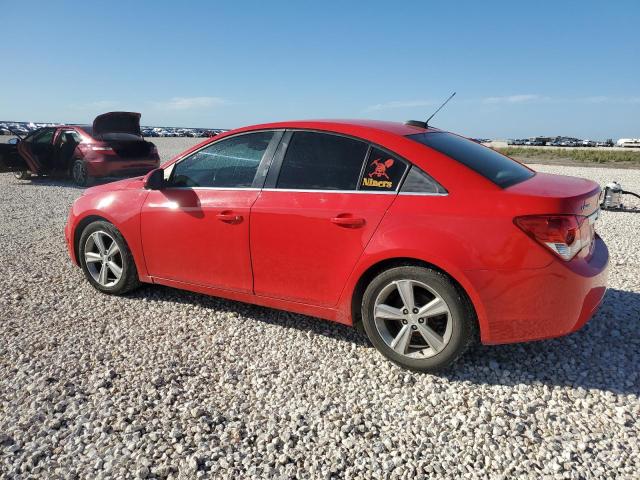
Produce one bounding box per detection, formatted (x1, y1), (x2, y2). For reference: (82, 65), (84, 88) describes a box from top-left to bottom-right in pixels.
(65, 120), (609, 372)
(0, 112), (160, 186)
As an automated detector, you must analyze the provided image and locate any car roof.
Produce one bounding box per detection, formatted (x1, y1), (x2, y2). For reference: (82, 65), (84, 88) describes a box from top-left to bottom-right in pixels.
(232, 119), (435, 137)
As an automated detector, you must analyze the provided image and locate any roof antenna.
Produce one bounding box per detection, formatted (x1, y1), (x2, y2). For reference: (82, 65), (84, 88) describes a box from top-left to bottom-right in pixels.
(405, 92), (456, 129)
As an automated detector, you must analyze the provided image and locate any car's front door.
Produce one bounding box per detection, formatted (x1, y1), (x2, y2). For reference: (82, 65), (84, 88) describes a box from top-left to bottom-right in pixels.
(140, 130), (280, 292)
(0, 141), (28, 173)
(17, 128), (56, 173)
(250, 131), (408, 307)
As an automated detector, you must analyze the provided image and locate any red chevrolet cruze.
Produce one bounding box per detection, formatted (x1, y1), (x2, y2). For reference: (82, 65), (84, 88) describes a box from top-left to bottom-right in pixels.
(64, 120), (608, 372)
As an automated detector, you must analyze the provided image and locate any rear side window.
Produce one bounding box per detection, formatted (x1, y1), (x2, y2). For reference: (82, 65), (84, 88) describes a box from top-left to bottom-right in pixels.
(171, 131), (274, 188)
(360, 148), (407, 191)
(32, 129), (54, 144)
(407, 132), (534, 188)
(400, 166), (446, 194)
(277, 132), (368, 190)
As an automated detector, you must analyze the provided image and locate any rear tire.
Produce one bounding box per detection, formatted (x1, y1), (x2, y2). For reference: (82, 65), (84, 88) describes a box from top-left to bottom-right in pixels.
(361, 266), (476, 373)
(78, 221), (140, 295)
(13, 170), (31, 180)
(72, 159), (93, 187)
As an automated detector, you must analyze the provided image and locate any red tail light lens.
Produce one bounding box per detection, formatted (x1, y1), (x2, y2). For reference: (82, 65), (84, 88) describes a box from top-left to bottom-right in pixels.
(514, 215), (591, 261)
(90, 146), (116, 155)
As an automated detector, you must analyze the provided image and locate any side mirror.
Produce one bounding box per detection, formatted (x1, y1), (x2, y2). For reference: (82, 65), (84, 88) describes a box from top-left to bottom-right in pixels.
(7, 137), (20, 145)
(144, 168), (165, 190)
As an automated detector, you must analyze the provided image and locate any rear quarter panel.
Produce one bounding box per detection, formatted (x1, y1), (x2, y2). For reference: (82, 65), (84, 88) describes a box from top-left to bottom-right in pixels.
(335, 188), (558, 333)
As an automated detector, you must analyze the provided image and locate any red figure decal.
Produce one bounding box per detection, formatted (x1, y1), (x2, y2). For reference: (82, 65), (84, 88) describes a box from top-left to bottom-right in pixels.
(369, 158), (394, 180)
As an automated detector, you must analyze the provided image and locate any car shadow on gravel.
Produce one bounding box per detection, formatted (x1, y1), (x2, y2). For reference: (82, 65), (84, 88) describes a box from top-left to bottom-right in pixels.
(446, 288), (640, 396)
(128, 285), (638, 395)
(129, 285), (371, 347)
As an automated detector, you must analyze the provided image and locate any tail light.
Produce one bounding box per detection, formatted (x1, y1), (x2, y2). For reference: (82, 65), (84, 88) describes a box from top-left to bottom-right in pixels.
(514, 214), (594, 261)
(90, 146), (116, 155)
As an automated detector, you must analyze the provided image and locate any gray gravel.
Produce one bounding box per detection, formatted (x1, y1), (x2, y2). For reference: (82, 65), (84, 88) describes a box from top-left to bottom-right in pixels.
(0, 140), (639, 479)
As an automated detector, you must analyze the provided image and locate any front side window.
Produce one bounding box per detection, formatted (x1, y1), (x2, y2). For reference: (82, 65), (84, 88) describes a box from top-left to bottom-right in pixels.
(360, 147), (407, 191)
(407, 132), (534, 188)
(170, 131), (274, 188)
(277, 131), (368, 190)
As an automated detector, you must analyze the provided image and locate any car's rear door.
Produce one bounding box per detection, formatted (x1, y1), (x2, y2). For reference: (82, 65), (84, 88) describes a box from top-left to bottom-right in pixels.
(250, 130), (408, 307)
(140, 130), (281, 292)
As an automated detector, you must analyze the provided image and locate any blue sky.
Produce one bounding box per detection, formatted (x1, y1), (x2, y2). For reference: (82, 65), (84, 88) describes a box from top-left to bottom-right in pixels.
(1, 0), (638, 139)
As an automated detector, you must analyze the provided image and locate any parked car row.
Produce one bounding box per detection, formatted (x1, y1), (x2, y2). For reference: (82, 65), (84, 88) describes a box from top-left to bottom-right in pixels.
(508, 137), (615, 147)
(0, 121), (226, 139)
(140, 127), (225, 138)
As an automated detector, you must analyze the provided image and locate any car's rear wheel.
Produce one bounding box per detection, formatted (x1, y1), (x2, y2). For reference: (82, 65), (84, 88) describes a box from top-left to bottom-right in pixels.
(361, 266), (476, 373)
(13, 170), (31, 180)
(72, 159), (93, 187)
(78, 221), (140, 295)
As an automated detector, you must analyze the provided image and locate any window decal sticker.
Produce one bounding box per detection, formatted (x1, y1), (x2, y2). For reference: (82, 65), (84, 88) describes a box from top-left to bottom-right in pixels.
(362, 158), (394, 188)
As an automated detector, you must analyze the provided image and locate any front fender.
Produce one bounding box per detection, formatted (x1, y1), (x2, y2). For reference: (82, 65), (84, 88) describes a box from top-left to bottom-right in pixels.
(67, 188), (151, 281)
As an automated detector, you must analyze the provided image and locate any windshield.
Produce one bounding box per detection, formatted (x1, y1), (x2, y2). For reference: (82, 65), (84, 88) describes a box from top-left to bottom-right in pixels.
(407, 132), (534, 188)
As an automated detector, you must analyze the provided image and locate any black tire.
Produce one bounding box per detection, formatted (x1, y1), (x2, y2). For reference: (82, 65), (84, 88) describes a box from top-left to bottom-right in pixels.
(361, 266), (477, 373)
(71, 159), (93, 187)
(78, 221), (140, 295)
(13, 170), (31, 180)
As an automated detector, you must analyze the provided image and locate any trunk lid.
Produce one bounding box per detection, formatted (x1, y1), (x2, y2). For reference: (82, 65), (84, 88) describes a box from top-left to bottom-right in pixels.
(509, 172), (601, 261)
(507, 172), (601, 217)
(92, 112), (142, 139)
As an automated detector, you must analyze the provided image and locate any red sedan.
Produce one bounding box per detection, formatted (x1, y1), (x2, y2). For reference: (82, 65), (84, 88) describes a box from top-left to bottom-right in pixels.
(64, 120), (609, 372)
(0, 112), (160, 186)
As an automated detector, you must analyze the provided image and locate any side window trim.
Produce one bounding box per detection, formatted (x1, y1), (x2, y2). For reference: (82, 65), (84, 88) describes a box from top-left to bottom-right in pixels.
(166, 130), (283, 190)
(263, 130), (292, 189)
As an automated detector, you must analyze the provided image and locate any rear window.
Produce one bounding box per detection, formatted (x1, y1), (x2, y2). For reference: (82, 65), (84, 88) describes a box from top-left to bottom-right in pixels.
(407, 132), (534, 188)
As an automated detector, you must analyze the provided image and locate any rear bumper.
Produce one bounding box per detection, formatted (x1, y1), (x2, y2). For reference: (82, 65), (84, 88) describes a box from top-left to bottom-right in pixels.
(85, 156), (159, 178)
(467, 235), (609, 344)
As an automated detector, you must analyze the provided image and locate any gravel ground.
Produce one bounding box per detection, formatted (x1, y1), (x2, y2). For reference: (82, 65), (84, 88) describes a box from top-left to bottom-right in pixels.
(0, 140), (639, 479)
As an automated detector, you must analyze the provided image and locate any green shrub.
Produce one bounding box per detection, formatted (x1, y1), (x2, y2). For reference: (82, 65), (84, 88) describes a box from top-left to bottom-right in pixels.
(496, 147), (640, 165)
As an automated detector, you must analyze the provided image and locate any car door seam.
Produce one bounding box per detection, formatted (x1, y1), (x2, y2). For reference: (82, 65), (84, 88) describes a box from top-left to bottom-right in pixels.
(333, 193), (400, 307)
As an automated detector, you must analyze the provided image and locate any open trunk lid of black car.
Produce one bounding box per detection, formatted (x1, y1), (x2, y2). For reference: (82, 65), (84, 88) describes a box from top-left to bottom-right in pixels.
(92, 112), (142, 139)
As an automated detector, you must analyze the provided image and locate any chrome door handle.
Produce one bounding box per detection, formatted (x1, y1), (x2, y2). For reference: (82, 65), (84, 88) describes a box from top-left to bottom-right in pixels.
(216, 211), (243, 224)
(330, 214), (366, 228)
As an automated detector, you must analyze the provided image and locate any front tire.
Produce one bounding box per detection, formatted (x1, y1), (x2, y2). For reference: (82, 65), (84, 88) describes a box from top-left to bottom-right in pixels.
(361, 266), (476, 373)
(72, 159), (93, 187)
(78, 221), (140, 295)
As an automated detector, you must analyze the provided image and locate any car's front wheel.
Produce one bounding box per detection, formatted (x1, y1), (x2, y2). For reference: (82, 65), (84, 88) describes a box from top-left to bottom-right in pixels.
(71, 159), (93, 187)
(361, 266), (476, 373)
(78, 221), (140, 295)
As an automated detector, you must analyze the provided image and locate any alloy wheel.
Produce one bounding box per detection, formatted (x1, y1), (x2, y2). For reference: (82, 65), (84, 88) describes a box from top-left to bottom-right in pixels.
(73, 161), (86, 185)
(373, 279), (452, 359)
(84, 231), (123, 287)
